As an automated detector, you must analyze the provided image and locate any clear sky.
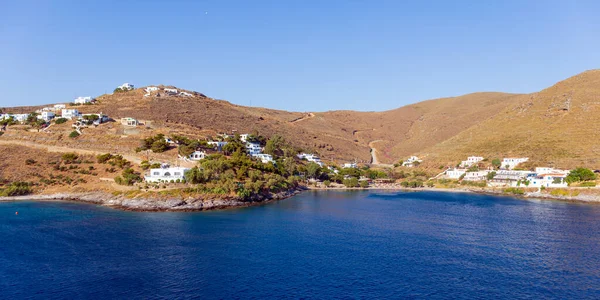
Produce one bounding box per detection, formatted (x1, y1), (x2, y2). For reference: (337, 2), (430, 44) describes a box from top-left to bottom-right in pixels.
(1, 0), (599, 112)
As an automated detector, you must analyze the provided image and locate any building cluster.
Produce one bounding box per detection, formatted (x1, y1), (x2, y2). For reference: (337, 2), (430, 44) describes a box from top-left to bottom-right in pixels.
(444, 156), (570, 188)
(143, 86), (194, 98)
(402, 156), (422, 167)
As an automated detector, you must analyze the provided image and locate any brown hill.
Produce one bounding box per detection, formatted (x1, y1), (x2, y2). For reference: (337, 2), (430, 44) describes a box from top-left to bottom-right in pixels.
(420, 69), (600, 169)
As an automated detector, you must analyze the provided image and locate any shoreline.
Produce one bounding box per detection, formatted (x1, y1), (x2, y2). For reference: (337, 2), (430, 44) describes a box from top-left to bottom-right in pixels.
(2, 186), (599, 212)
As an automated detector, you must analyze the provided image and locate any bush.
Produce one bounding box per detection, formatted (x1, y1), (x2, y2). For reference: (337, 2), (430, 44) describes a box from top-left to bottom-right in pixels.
(97, 153), (113, 164)
(359, 180), (369, 188)
(61, 153), (79, 163)
(579, 181), (597, 187)
(114, 168), (142, 186)
(69, 131), (80, 138)
(503, 187), (525, 195)
(323, 180), (331, 188)
(54, 118), (68, 124)
(0, 182), (32, 197)
(25, 159), (37, 165)
(566, 168), (597, 184)
(343, 177), (359, 188)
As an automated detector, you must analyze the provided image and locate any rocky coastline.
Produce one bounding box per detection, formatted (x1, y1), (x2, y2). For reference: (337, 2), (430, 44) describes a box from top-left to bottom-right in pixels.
(0, 188), (305, 212)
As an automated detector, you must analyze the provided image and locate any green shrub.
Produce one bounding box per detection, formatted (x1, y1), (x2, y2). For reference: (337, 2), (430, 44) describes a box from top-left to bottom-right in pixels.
(343, 177), (359, 188)
(0, 182), (32, 197)
(61, 153), (79, 163)
(69, 131), (80, 138)
(359, 180), (369, 188)
(96, 153), (113, 163)
(54, 118), (68, 124)
(580, 181), (597, 187)
(503, 187), (525, 195)
(323, 180), (331, 187)
(25, 159), (37, 165)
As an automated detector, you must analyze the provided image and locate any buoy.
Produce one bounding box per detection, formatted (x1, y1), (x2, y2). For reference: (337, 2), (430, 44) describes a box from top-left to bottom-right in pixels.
(15, 212), (18, 215)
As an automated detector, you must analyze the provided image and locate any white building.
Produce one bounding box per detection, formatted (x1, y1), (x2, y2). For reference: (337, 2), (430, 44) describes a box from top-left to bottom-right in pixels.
(62, 109), (81, 119)
(502, 157), (529, 170)
(402, 156), (422, 167)
(208, 141), (228, 151)
(121, 117), (138, 126)
(446, 168), (467, 179)
(164, 88), (178, 95)
(527, 173), (568, 188)
(180, 92), (193, 97)
(488, 170), (533, 187)
(240, 134), (249, 143)
(253, 153), (274, 164)
(74, 96), (94, 104)
(80, 113), (109, 125)
(54, 104), (66, 110)
(461, 156), (484, 168)
(145, 166), (190, 183)
(117, 83), (134, 91)
(189, 151), (206, 161)
(145, 86), (159, 92)
(13, 114), (29, 122)
(463, 170), (491, 181)
(298, 153), (324, 167)
(246, 142), (262, 155)
(534, 167), (569, 176)
(343, 163), (358, 169)
(38, 111), (55, 122)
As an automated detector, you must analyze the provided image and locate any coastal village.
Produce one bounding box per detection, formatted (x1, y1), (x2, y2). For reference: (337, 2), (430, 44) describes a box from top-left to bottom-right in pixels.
(1, 82), (599, 207)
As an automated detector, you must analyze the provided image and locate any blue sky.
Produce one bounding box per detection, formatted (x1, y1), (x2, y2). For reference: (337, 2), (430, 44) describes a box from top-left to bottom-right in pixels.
(1, 0), (599, 112)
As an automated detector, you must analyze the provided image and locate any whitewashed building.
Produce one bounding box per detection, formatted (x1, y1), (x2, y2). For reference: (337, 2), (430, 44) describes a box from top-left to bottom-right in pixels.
(246, 142), (262, 155)
(164, 88), (178, 95)
(402, 156), (422, 167)
(189, 151), (206, 161)
(180, 92), (193, 97)
(13, 114), (29, 122)
(446, 168), (467, 179)
(54, 104), (66, 110)
(461, 156), (484, 168)
(240, 134), (249, 143)
(208, 141), (228, 151)
(463, 170), (492, 181)
(74, 96), (94, 104)
(298, 153), (324, 167)
(38, 111), (55, 122)
(145, 86), (159, 92)
(527, 173), (568, 188)
(118, 83), (134, 90)
(253, 153), (274, 164)
(62, 109), (81, 119)
(145, 167), (190, 183)
(120, 117), (138, 126)
(488, 170), (533, 187)
(501, 157), (529, 170)
(343, 163), (358, 169)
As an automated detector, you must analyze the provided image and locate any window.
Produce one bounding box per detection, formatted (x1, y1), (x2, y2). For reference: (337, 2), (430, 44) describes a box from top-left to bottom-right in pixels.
(164, 172), (171, 176)
(153, 172), (159, 176)
(174, 172), (181, 176)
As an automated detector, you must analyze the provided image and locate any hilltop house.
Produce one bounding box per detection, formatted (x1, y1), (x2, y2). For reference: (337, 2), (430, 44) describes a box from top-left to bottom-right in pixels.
(13, 114), (29, 122)
(54, 104), (66, 110)
(80, 113), (109, 125)
(118, 83), (134, 91)
(460, 156), (484, 168)
(164, 88), (178, 95)
(502, 157), (529, 170)
(240, 134), (249, 143)
(145, 166), (190, 183)
(463, 170), (492, 181)
(488, 170), (532, 187)
(246, 142), (262, 156)
(253, 153), (274, 164)
(180, 92), (193, 97)
(298, 153), (324, 167)
(208, 141), (228, 151)
(145, 86), (159, 92)
(402, 156), (422, 167)
(446, 168), (467, 179)
(38, 111), (55, 122)
(121, 117), (138, 126)
(61, 109), (81, 119)
(189, 151), (206, 161)
(74, 96), (94, 104)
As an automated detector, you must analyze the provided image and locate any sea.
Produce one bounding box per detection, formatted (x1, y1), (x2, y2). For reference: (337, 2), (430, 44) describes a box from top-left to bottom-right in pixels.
(1, 190), (600, 299)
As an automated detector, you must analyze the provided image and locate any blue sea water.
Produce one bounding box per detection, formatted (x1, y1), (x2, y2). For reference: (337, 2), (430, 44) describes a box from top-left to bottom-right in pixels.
(2, 191), (600, 299)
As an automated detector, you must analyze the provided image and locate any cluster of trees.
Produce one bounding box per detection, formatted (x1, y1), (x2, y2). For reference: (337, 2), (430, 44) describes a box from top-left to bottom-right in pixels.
(25, 113), (46, 129)
(136, 134), (171, 153)
(566, 168), (597, 184)
(0, 182), (33, 197)
(114, 168), (143, 186)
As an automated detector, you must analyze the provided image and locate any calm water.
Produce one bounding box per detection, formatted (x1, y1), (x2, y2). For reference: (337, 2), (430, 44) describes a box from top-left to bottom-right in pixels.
(2, 191), (600, 299)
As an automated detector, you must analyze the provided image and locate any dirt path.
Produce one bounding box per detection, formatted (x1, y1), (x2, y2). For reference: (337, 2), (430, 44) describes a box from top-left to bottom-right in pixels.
(289, 113), (315, 123)
(0, 139), (143, 164)
(368, 140), (394, 167)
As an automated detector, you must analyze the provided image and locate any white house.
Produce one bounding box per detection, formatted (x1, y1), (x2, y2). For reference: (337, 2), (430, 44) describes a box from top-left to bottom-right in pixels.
(62, 109), (81, 119)
(534, 167), (569, 176)
(253, 153), (274, 164)
(463, 170), (491, 181)
(38, 111), (55, 122)
(343, 163), (358, 169)
(298, 153), (324, 167)
(145, 86), (159, 93)
(13, 114), (29, 122)
(189, 151), (206, 161)
(164, 88), (178, 95)
(180, 92), (193, 97)
(74, 96), (94, 104)
(446, 168), (467, 179)
(502, 157), (529, 170)
(527, 173), (568, 188)
(54, 104), (66, 110)
(145, 166), (190, 183)
(117, 83), (134, 91)
(488, 170), (533, 187)
(246, 142), (262, 155)
(208, 141), (228, 151)
(121, 117), (138, 126)
(240, 134), (249, 143)
(461, 156), (484, 168)
(80, 113), (109, 125)
(402, 156), (422, 167)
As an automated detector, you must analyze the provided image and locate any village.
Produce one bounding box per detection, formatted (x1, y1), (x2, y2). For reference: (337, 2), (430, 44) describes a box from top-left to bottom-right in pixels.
(1, 83), (598, 195)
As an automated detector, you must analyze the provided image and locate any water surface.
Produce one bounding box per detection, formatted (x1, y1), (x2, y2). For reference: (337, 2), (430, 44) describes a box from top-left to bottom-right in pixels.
(2, 191), (600, 299)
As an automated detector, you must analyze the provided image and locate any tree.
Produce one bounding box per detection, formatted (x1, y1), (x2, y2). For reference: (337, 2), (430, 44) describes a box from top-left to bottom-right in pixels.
(264, 134), (285, 156)
(306, 162), (321, 179)
(323, 180), (331, 187)
(69, 131), (80, 138)
(54, 118), (68, 124)
(486, 171), (497, 180)
(491, 158), (501, 169)
(566, 168), (597, 184)
(359, 180), (369, 188)
(150, 139), (169, 153)
(343, 177), (359, 187)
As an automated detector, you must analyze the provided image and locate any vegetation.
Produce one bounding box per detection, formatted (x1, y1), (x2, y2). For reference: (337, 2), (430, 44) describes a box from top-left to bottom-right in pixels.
(136, 134), (170, 153)
(69, 131), (80, 138)
(54, 117), (68, 124)
(486, 171), (496, 180)
(61, 153), (79, 163)
(503, 187), (525, 195)
(491, 158), (501, 169)
(0, 182), (32, 197)
(114, 168), (143, 186)
(565, 168), (596, 184)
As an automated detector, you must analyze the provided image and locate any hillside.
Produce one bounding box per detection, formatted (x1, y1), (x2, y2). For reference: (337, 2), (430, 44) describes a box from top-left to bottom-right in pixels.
(420, 70), (600, 169)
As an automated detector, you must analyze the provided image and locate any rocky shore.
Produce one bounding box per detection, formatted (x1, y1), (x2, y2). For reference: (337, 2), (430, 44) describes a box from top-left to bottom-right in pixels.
(0, 188), (305, 212)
